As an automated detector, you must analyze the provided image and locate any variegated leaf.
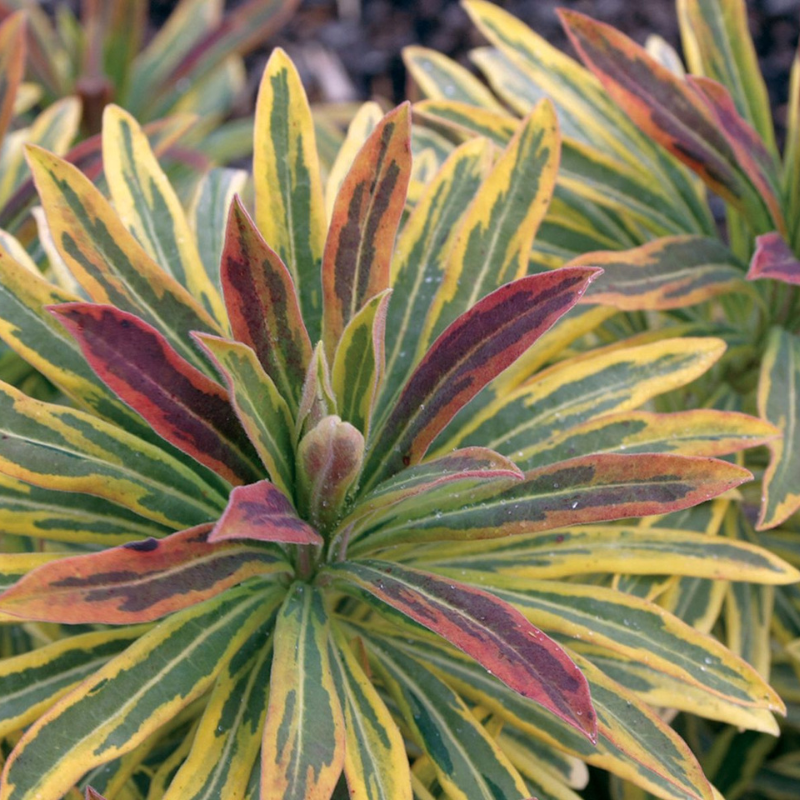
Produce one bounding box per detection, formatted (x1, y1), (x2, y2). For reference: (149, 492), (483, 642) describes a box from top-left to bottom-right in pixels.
(322, 104), (411, 357)
(52, 303), (261, 486)
(363, 268), (600, 492)
(254, 48), (327, 340)
(0, 583), (281, 800)
(747, 231), (800, 286)
(0, 523), (291, 623)
(26, 145), (221, 373)
(0, 13), (25, 145)
(221, 196), (312, 412)
(757, 327), (800, 528)
(195, 334), (295, 496)
(328, 559), (596, 740)
(102, 105), (226, 324)
(210, 479), (322, 546)
(261, 583), (345, 800)
(421, 100), (561, 346)
(329, 628), (412, 800)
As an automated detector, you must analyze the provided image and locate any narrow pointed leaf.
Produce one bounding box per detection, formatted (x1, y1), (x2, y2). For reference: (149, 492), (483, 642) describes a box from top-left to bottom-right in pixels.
(747, 231), (800, 286)
(366, 636), (529, 800)
(421, 100), (561, 346)
(322, 104), (411, 356)
(52, 303), (261, 486)
(757, 327), (800, 528)
(0, 626), (150, 738)
(163, 626), (273, 799)
(332, 290), (390, 435)
(0, 583), (280, 800)
(352, 454), (751, 552)
(363, 268), (600, 491)
(210, 479), (323, 546)
(328, 559), (597, 740)
(0, 522), (291, 624)
(573, 235), (747, 309)
(102, 105), (226, 323)
(382, 137), (492, 409)
(560, 9), (774, 230)
(0, 13), (25, 145)
(0, 380), (225, 529)
(195, 334), (295, 496)
(254, 48), (327, 339)
(222, 197), (312, 411)
(296, 343), (338, 441)
(330, 630), (413, 800)
(26, 146), (221, 373)
(262, 583), (345, 800)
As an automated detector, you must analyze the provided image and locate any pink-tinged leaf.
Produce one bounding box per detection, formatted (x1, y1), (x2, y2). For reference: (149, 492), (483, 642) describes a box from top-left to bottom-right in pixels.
(297, 416), (365, 532)
(50, 303), (261, 486)
(322, 104), (412, 357)
(747, 232), (800, 286)
(559, 9), (774, 230)
(687, 76), (785, 234)
(221, 197), (312, 412)
(0, 12), (25, 145)
(209, 479), (323, 546)
(327, 559), (597, 741)
(362, 268), (601, 492)
(86, 790), (106, 800)
(0, 524), (291, 624)
(296, 343), (338, 442)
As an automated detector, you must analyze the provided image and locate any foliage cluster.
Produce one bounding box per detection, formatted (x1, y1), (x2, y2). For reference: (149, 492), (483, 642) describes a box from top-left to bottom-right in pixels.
(0, 2), (797, 800)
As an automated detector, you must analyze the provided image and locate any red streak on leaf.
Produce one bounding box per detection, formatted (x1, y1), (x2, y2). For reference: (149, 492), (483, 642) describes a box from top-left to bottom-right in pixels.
(210, 479), (323, 545)
(748, 232), (800, 286)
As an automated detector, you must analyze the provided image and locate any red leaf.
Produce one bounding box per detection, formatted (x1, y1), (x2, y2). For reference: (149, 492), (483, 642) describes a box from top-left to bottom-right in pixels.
(748, 232), (800, 286)
(363, 267), (600, 491)
(0, 524), (290, 624)
(221, 197), (312, 411)
(330, 559), (596, 741)
(209, 479), (323, 545)
(51, 302), (261, 485)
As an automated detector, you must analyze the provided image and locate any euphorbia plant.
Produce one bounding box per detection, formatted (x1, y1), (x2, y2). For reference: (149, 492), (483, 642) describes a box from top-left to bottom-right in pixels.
(0, 50), (796, 800)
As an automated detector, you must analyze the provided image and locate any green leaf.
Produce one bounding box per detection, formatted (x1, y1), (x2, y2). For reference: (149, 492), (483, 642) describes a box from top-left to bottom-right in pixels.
(757, 327), (800, 528)
(261, 583), (345, 800)
(0, 582), (281, 800)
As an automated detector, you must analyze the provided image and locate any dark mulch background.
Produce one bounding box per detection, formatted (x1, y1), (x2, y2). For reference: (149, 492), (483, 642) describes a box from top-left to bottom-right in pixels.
(238, 0), (800, 142)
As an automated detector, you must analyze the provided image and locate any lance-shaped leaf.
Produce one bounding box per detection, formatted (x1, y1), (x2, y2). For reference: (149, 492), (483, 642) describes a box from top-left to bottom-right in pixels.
(262, 583), (345, 800)
(25, 145), (221, 373)
(329, 628), (412, 800)
(757, 327), (800, 529)
(559, 9), (774, 231)
(0, 523), (291, 624)
(366, 636), (529, 800)
(677, 0), (776, 152)
(332, 290), (391, 435)
(0, 13), (25, 145)
(0, 626), (150, 739)
(254, 48), (327, 339)
(573, 235), (747, 310)
(195, 334), (295, 496)
(351, 454), (751, 552)
(297, 416), (364, 532)
(0, 583), (279, 800)
(382, 137), (492, 411)
(52, 303), (261, 487)
(362, 268), (600, 491)
(405, 524), (799, 584)
(163, 624), (273, 799)
(102, 105), (226, 324)
(747, 231), (800, 286)
(529, 409), (779, 464)
(210, 480), (323, 546)
(322, 104), (411, 357)
(221, 197), (312, 412)
(327, 559), (597, 740)
(421, 99), (562, 346)
(296, 343), (338, 442)
(0, 380), (224, 529)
